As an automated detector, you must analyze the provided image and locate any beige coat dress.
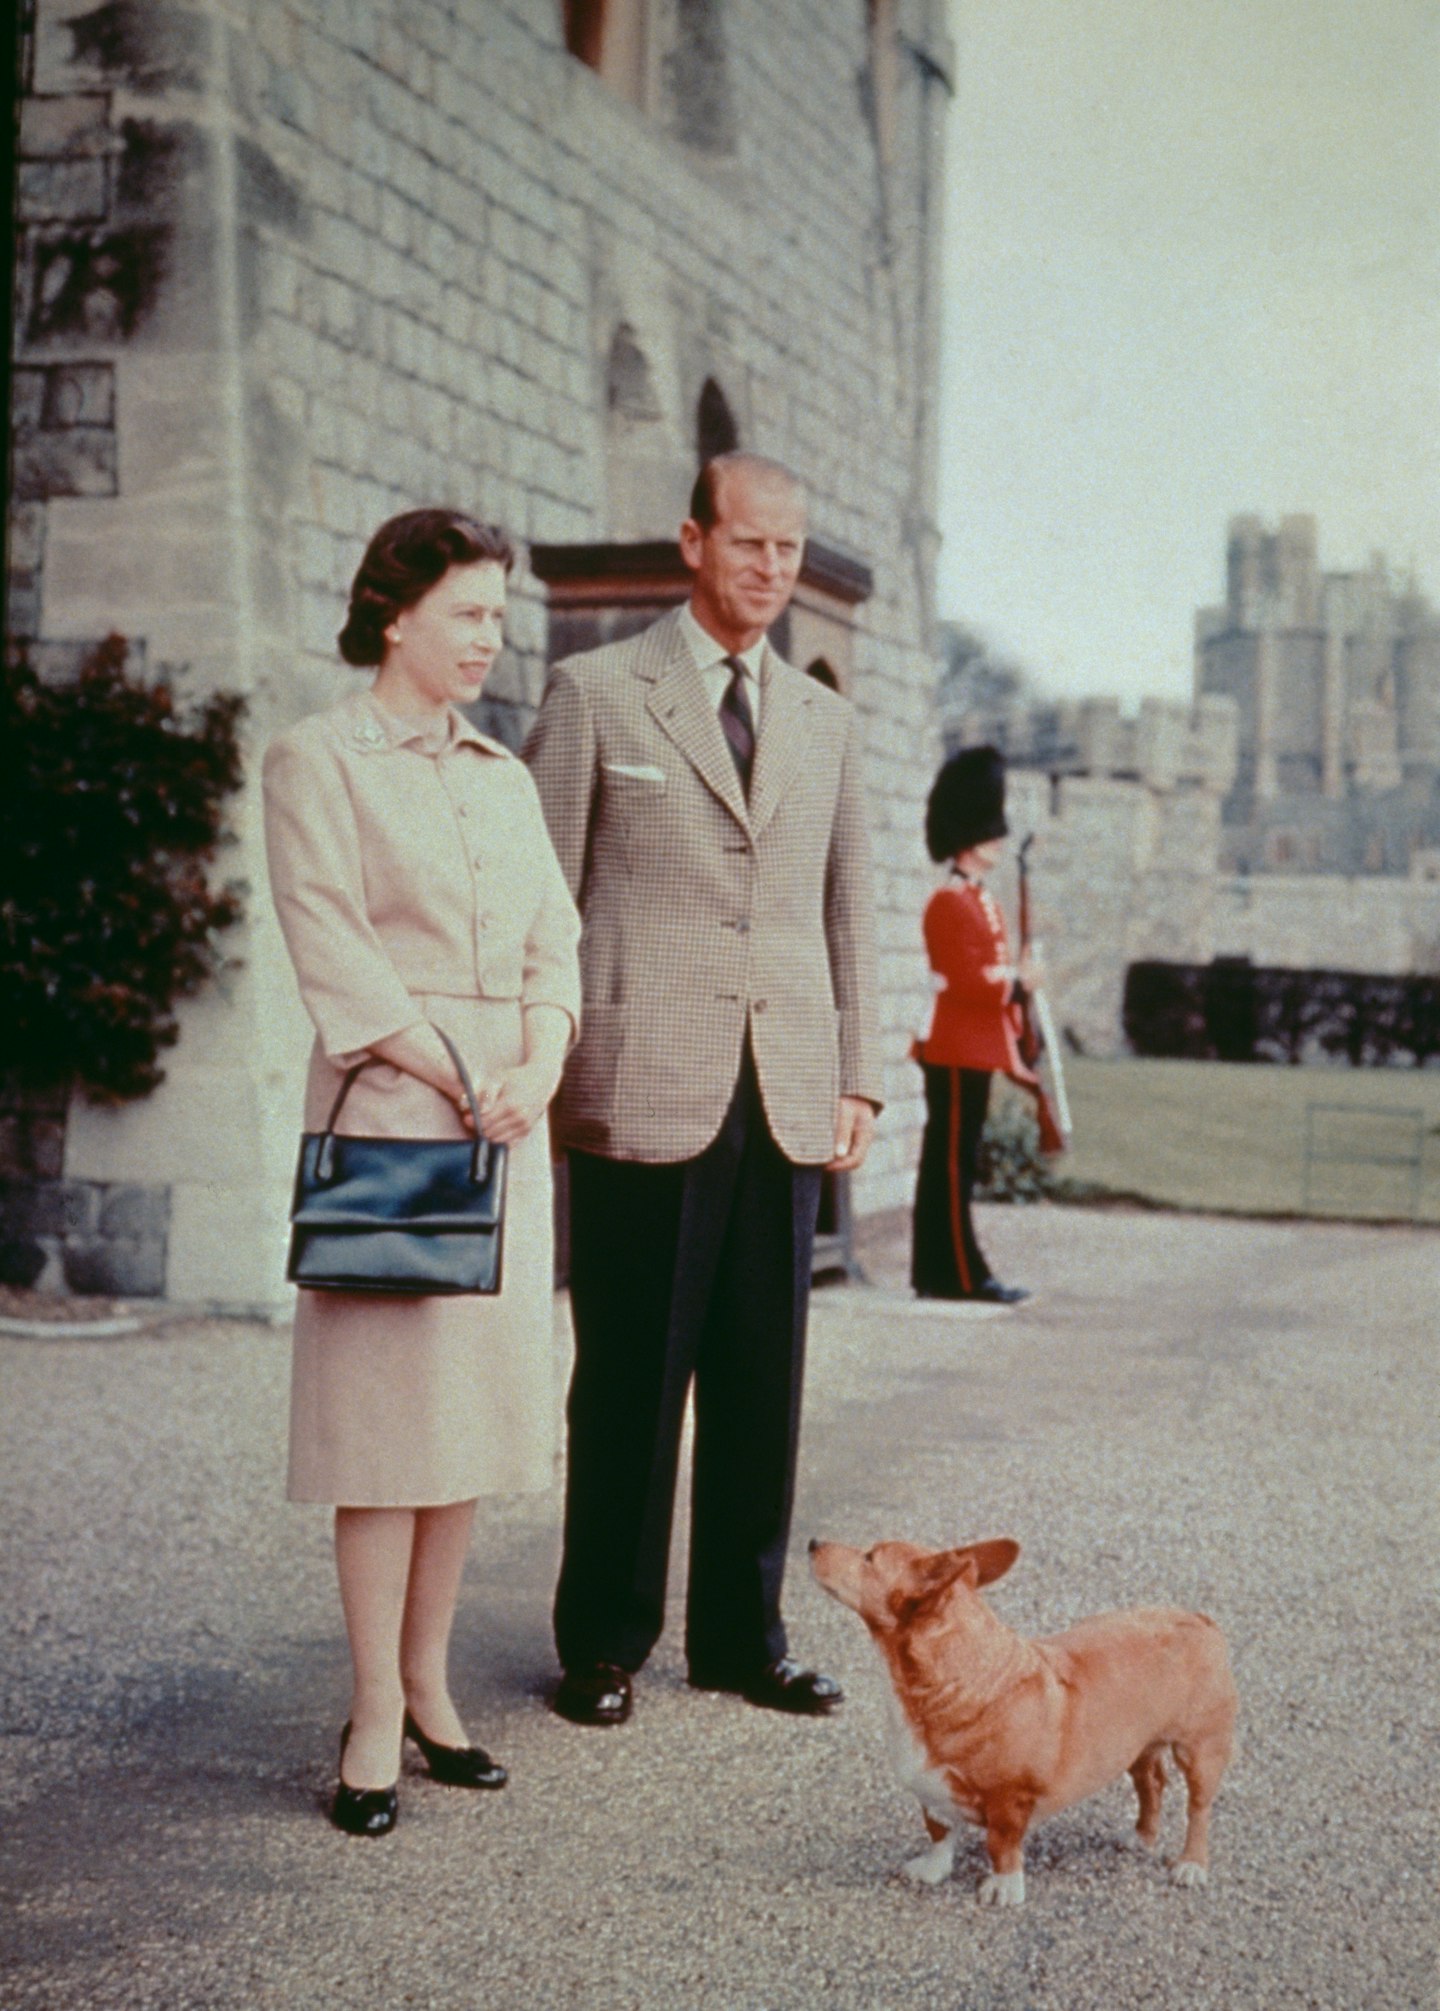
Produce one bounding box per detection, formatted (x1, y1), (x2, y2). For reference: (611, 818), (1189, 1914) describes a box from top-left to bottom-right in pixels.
(262, 688), (581, 1506)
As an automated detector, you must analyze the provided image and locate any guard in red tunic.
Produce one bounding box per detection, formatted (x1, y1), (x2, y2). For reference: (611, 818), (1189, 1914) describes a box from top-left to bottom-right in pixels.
(911, 746), (1035, 1305)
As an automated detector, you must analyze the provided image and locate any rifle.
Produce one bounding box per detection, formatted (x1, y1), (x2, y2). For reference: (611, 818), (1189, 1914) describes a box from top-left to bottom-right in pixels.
(1016, 835), (1071, 1154)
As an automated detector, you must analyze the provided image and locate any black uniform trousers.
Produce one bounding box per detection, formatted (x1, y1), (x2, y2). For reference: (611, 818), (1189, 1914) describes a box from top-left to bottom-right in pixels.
(910, 1062), (993, 1297)
(553, 1047), (823, 1678)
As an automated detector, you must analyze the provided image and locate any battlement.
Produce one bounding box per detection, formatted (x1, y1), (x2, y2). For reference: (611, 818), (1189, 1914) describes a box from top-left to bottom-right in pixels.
(1225, 512), (1321, 628)
(941, 692), (1238, 796)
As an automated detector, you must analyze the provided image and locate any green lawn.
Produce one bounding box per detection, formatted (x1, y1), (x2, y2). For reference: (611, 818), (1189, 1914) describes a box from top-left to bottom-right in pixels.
(1010, 1057), (1440, 1224)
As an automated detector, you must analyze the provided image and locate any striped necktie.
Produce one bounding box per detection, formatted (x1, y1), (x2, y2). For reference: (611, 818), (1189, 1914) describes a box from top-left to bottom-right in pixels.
(719, 655), (756, 795)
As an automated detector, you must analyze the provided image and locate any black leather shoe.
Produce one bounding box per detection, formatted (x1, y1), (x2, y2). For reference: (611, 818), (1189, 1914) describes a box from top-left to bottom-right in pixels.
(403, 1711), (508, 1789)
(551, 1662), (632, 1727)
(331, 1723), (399, 1837)
(688, 1656), (844, 1715)
(971, 1278), (1030, 1305)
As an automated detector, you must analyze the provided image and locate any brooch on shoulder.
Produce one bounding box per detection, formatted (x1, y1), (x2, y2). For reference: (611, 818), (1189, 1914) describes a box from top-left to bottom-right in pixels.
(349, 714), (389, 752)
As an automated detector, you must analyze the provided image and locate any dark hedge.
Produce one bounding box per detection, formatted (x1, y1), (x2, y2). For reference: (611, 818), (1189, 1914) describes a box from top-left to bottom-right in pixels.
(1124, 958), (1440, 1068)
(1, 637), (246, 1102)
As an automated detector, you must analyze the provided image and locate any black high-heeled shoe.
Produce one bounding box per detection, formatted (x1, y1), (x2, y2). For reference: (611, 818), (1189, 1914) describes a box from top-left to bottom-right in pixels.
(403, 1710), (508, 1789)
(331, 1722), (399, 1836)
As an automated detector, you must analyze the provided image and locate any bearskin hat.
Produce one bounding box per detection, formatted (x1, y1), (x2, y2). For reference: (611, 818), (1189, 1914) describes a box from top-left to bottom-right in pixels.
(924, 745), (1008, 862)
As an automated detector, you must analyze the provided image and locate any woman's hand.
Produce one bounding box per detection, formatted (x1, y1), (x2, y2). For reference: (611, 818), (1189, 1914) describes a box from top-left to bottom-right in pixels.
(368, 1024), (478, 1130)
(368, 1005), (571, 1144)
(476, 1060), (562, 1145)
(473, 1000), (572, 1144)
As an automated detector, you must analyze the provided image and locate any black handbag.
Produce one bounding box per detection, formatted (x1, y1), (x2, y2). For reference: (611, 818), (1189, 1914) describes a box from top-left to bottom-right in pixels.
(287, 1029), (507, 1296)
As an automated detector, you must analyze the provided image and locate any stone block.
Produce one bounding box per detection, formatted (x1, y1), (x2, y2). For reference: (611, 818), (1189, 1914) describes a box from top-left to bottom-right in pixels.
(7, 501), (47, 571)
(0, 1238), (49, 1289)
(98, 1181), (172, 1239)
(12, 429), (118, 500)
(12, 370), (47, 429)
(40, 492), (232, 624)
(19, 159), (108, 223)
(0, 1178), (104, 1238)
(63, 1235), (167, 1298)
(3, 578), (41, 642)
(26, 228), (165, 345)
(22, 1118), (69, 1179)
(42, 362), (116, 426)
(36, 0), (212, 96)
(20, 93), (113, 159)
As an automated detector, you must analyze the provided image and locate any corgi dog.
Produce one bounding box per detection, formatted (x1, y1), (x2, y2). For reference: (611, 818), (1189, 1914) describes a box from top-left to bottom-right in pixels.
(809, 1536), (1237, 1907)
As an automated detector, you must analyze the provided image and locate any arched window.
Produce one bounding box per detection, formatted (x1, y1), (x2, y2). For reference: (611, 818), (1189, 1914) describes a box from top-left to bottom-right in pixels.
(607, 323), (662, 422)
(696, 377), (739, 462)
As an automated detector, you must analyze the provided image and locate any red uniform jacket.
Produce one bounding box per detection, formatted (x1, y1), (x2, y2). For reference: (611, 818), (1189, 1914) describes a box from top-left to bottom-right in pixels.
(915, 877), (1032, 1079)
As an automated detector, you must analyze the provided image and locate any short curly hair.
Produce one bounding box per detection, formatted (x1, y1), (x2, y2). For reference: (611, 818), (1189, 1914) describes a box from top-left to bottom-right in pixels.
(337, 510), (516, 667)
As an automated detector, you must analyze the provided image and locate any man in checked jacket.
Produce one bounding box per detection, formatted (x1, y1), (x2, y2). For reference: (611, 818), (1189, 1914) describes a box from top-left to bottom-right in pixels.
(523, 452), (882, 1728)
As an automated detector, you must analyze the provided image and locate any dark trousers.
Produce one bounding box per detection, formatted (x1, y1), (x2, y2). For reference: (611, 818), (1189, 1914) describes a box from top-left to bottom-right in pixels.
(910, 1063), (993, 1297)
(553, 1052), (823, 1676)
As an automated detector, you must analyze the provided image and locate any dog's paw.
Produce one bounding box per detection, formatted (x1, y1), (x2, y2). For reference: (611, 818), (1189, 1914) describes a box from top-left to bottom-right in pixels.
(1170, 1860), (1209, 1889)
(901, 1844), (955, 1886)
(976, 1871), (1026, 1908)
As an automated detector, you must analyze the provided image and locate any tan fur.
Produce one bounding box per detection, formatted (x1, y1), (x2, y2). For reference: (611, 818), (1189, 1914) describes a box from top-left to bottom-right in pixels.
(809, 1537), (1237, 1905)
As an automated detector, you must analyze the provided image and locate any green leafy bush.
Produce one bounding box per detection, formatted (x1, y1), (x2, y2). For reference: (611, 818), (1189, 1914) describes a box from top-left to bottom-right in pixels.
(1, 637), (246, 1102)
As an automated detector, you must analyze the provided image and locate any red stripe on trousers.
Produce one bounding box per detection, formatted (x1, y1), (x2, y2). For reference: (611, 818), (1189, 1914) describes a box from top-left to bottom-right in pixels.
(945, 1065), (973, 1293)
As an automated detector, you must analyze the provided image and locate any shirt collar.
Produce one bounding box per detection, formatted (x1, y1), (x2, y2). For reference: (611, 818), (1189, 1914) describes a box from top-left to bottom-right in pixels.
(678, 601), (767, 682)
(357, 689), (510, 757)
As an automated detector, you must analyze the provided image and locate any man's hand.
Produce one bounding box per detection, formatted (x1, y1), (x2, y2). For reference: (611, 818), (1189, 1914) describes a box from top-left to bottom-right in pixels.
(827, 1095), (877, 1173)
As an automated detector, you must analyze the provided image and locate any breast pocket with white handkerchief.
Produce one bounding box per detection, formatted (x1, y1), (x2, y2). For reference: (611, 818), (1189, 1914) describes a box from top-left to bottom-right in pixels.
(602, 761), (667, 785)
(600, 759), (671, 873)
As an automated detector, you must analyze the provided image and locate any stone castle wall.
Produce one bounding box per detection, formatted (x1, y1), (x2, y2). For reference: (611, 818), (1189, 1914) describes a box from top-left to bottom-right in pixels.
(1213, 877), (1440, 976)
(931, 722), (1440, 1060)
(989, 772), (1222, 1059)
(9, 0), (955, 1301)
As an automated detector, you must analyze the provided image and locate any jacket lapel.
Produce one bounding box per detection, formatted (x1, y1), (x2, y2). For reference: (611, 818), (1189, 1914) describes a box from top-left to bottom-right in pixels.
(746, 648), (814, 839)
(641, 611), (750, 829)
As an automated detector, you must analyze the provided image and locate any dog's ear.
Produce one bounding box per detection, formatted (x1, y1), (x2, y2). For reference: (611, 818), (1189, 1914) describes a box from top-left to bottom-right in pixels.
(894, 1546), (978, 1616)
(964, 1537), (1020, 1587)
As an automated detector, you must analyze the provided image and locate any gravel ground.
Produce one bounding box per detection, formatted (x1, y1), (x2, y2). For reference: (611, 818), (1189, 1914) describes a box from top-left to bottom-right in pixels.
(1, 1205), (1436, 2010)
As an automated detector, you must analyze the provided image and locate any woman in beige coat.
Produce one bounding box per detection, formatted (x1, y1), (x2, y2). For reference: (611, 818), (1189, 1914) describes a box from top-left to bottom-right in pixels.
(263, 509), (580, 1835)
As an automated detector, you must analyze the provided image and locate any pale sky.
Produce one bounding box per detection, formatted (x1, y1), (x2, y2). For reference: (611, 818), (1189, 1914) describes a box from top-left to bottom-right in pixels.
(936, 0), (1440, 704)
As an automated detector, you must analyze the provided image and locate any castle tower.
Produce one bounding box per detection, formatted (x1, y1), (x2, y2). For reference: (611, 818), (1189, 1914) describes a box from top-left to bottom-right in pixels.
(1196, 518), (1438, 872)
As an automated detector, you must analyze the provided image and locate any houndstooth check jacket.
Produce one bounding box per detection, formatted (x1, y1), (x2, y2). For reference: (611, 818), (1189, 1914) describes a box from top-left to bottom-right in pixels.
(522, 606), (882, 1164)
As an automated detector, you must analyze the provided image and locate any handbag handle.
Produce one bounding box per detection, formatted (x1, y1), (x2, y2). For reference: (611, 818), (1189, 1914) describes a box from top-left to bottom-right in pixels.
(315, 1027), (493, 1185)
